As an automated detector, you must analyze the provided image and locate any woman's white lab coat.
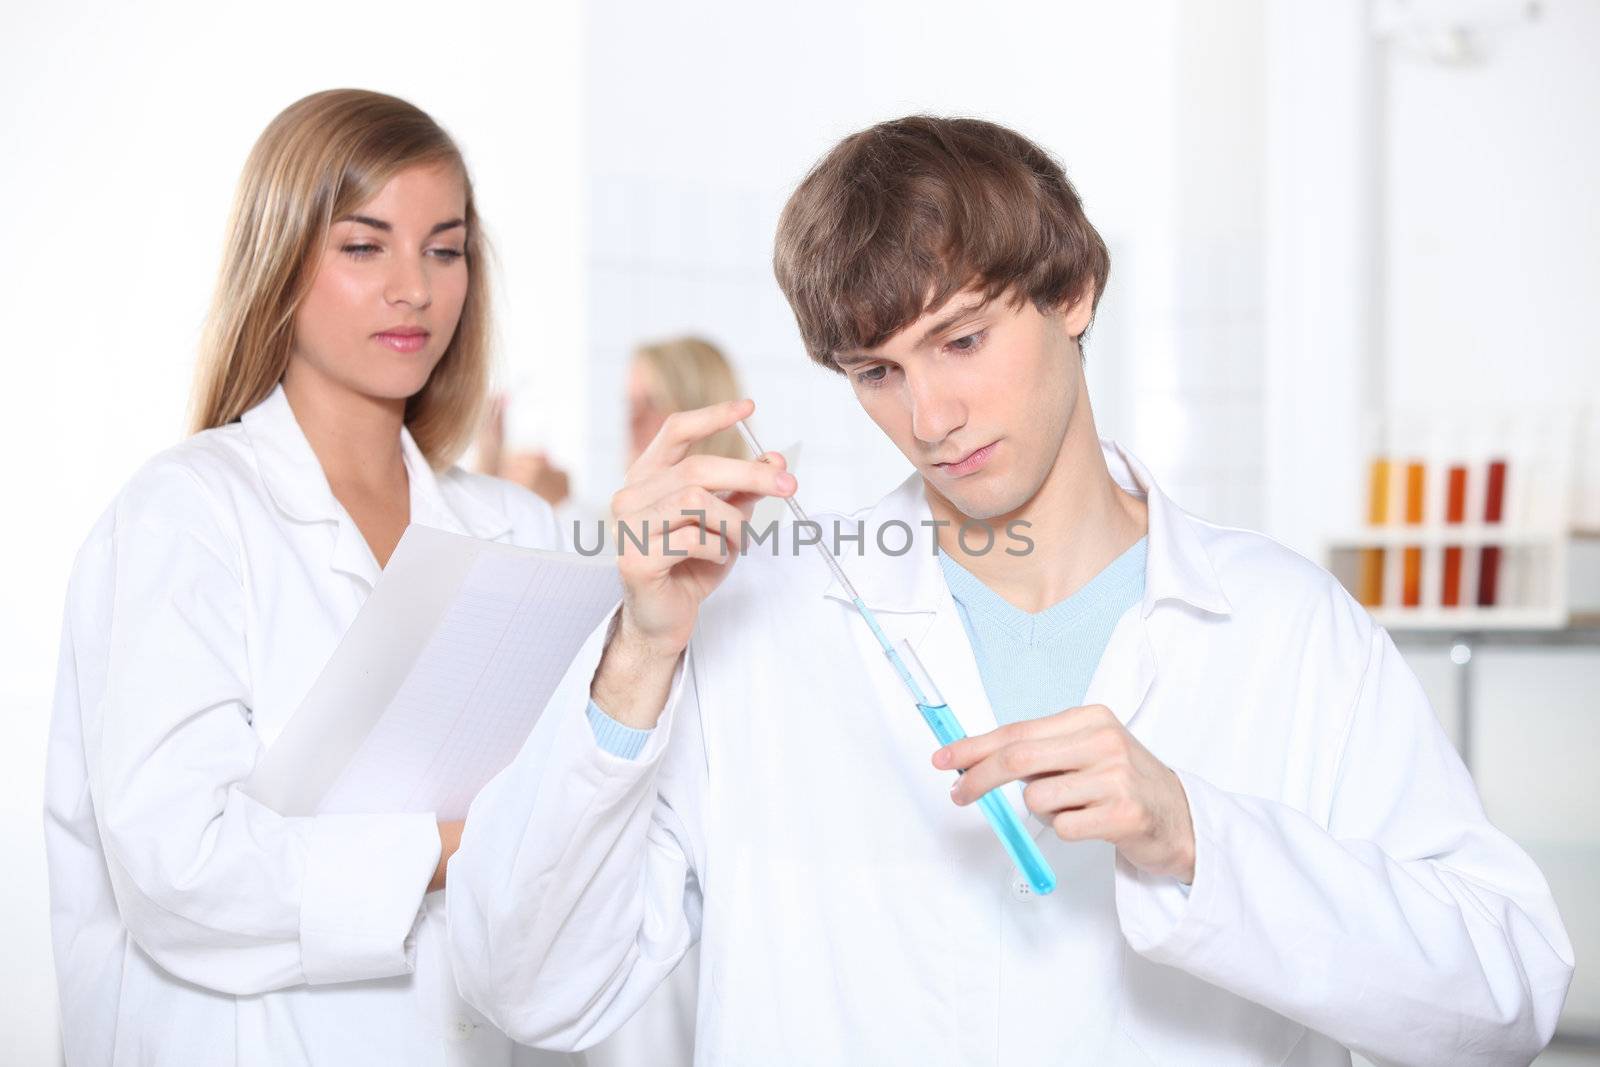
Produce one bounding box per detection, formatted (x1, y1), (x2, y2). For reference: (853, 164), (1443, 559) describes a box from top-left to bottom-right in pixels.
(448, 440), (1574, 1066)
(43, 385), (575, 1066)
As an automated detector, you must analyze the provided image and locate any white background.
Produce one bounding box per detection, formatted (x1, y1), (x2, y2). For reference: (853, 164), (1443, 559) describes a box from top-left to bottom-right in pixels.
(2, 1), (1595, 1062)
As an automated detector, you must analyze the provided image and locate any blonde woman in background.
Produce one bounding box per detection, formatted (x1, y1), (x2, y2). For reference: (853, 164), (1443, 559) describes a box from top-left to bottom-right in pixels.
(627, 336), (748, 465)
(44, 90), (572, 1066)
(479, 335), (747, 512)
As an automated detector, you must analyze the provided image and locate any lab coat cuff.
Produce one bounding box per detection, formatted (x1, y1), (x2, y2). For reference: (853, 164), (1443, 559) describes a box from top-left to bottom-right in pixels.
(297, 811), (440, 984)
(1115, 768), (1218, 961)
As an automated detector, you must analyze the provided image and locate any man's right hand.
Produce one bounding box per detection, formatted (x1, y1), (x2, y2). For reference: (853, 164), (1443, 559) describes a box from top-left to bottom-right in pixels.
(590, 398), (795, 729)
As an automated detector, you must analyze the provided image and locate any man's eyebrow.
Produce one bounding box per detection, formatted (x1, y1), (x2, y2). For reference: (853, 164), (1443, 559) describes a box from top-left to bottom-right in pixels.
(914, 298), (991, 349)
(833, 299), (993, 367)
(335, 214), (466, 236)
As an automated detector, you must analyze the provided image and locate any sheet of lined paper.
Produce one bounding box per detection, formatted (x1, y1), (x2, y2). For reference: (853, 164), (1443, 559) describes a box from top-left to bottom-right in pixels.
(317, 550), (619, 819)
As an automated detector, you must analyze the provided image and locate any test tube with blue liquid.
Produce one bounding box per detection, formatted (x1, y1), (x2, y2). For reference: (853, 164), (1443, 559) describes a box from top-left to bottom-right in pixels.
(891, 638), (1057, 895)
(734, 419), (1057, 896)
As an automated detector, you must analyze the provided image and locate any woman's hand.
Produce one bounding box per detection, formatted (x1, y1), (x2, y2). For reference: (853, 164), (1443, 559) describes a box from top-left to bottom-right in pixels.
(501, 449), (571, 508)
(429, 819), (464, 892)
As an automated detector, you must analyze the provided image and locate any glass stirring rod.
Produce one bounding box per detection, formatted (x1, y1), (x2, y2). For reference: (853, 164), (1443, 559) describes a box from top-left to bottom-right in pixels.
(734, 420), (1057, 895)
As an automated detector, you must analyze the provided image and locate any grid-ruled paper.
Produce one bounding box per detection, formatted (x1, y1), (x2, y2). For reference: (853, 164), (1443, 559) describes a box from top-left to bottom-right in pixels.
(315, 550), (620, 819)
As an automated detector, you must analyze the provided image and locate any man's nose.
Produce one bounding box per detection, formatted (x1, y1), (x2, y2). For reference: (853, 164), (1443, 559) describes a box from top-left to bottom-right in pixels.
(907, 366), (967, 444)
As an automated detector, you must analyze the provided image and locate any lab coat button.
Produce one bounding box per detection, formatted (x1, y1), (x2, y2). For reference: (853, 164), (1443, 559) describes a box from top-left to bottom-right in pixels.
(1010, 876), (1034, 902)
(450, 1019), (476, 1040)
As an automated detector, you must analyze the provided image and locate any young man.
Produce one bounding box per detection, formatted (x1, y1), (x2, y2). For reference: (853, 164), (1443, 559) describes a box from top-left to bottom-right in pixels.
(448, 117), (1573, 1064)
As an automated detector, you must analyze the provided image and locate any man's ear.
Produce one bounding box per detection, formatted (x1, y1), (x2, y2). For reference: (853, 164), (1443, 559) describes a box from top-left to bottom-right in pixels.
(1057, 281), (1097, 338)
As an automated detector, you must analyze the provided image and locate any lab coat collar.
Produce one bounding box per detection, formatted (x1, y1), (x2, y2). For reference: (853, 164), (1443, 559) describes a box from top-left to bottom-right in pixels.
(820, 438), (1232, 620)
(399, 423), (513, 542)
(1104, 441), (1233, 619)
(240, 384), (511, 553)
(240, 384), (346, 527)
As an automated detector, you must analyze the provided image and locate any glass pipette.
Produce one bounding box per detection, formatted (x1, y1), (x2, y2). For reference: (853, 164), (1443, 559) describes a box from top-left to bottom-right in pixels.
(734, 419), (1057, 895)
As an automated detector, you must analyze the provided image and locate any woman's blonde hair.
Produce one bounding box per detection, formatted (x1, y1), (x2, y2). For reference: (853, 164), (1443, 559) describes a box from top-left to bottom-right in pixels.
(634, 336), (746, 460)
(190, 88), (489, 467)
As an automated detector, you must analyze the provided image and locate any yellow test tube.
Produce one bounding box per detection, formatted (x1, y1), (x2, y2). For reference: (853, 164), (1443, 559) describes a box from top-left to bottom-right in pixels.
(1358, 457), (1390, 606)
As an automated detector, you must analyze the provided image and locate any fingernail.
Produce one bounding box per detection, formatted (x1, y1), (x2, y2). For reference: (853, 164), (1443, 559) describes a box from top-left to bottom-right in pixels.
(949, 782), (963, 804)
(776, 472), (796, 492)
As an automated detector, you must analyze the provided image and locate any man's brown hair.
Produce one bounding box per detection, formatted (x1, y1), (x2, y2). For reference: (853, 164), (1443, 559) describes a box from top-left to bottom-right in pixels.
(774, 115), (1110, 373)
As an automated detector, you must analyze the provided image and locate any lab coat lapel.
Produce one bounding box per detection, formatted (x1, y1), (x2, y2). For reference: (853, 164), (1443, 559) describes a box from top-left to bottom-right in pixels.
(1082, 439), (1232, 730)
(823, 474), (943, 724)
(400, 426), (514, 543)
(1081, 608), (1157, 728)
(240, 384), (511, 591)
(329, 428), (509, 586)
(241, 385), (374, 586)
(821, 472), (1015, 811)
(328, 517), (382, 587)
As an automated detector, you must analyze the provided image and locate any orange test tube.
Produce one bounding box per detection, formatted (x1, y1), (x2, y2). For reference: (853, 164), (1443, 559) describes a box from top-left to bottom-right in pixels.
(1401, 461), (1425, 607)
(1358, 458), (1390, 606)
(1442, 465), (1467, 607)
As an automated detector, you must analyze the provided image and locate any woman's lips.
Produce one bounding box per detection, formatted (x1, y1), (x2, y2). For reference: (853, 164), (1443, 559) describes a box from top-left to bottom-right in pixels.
(935, 440), (999, 477)
(373, 329), (430, 353)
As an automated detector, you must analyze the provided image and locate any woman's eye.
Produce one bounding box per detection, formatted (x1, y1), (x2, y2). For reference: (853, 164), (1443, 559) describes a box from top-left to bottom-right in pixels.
(430, 247), (465, 262)
(341, 242), (380, 259)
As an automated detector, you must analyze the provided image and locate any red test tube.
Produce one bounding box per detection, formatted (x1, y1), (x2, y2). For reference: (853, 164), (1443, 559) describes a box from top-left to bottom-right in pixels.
(1442, 465), (1467, 607)
(1477, 459), (1507, 607)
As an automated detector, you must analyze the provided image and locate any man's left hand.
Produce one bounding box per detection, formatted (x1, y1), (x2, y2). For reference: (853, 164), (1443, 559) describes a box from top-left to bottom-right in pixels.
(935, 704), (1196, 884)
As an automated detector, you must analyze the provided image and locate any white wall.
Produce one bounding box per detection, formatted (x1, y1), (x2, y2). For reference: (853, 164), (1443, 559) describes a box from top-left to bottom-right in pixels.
(0, 5), (584, 1060)
(1261, 0), (1384, 563)
(1383, 0), (1600, 417)
(1376, 0), (1600, 1036)
(576, 0), (1269, 531)
(1268, 0), (1600, 1041)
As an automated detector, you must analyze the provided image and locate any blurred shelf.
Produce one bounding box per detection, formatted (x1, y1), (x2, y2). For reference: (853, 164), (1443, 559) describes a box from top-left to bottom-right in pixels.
(1383, 613), (1600, 642)
(1332, 528), (1592, 635)
(1330, 525), (1561, 547)
(1375, 607), (1570, 632)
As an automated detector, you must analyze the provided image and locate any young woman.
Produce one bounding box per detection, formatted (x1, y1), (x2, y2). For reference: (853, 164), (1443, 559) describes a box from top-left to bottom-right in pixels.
(44, 90), (573, 1066)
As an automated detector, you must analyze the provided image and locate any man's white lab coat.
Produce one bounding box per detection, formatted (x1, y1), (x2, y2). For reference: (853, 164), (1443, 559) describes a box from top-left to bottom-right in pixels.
(44, 385), (578, 1066)
(448, 440), (1574, 1066)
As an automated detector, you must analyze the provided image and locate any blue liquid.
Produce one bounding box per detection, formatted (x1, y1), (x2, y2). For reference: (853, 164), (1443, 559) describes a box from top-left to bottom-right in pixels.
(918, 703), (1058, 896)
(772, 463), (1057, 896)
